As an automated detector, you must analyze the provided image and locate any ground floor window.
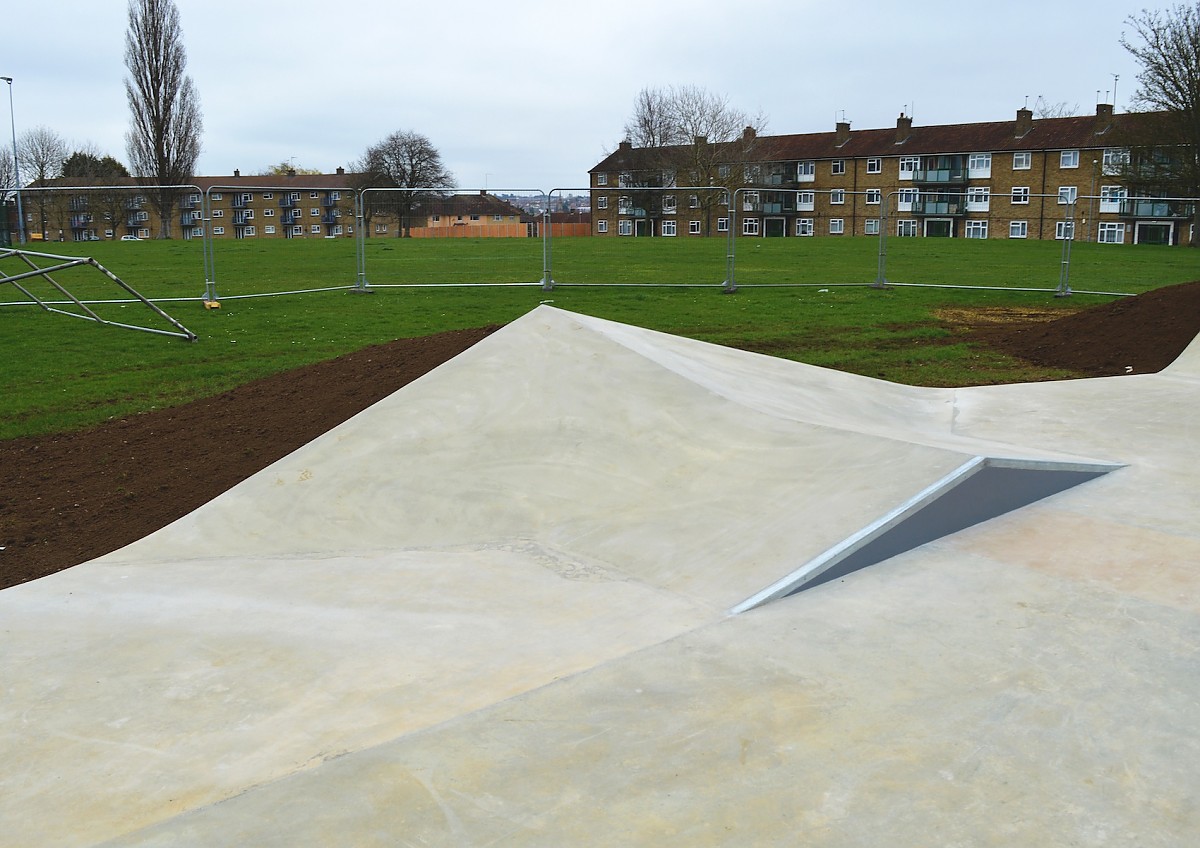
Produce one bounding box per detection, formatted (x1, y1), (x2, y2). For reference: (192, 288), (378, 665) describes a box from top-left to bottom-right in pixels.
(965, 220), (988, 239)
(829, 218), (844, 234)
(264, 225), (276, 235)
(689, 220), (701, 234)
(596, 220), (608, 233)
(897, 219), (917, 237)
(742, 218), (759, 235)
(662, 220), (677, 236)
(1055, 220), (1075, 240)
(796, 218), (813, 236)
(1098, 222), (1125, 244)
(1009, 220), (1028, 239)
(618, 219), (633, 236)
(213, 226), (225, 235)
(864, 218), (879, 235)
(717, 217), (729, 233)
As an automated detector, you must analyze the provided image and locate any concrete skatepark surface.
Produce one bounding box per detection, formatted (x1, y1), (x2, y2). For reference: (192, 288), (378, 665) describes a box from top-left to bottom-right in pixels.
(2, 305), (1198, 845)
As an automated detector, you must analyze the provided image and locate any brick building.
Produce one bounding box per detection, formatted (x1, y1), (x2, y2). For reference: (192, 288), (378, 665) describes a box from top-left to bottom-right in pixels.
(588, 104), (1195, 246)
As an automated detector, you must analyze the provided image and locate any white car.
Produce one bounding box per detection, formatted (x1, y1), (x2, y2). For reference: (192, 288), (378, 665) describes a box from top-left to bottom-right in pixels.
(119, 235), (141, 241)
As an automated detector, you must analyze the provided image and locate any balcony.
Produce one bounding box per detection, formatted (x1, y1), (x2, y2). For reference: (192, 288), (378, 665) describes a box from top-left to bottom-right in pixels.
(911, 195), (967, 216)
(70, 214), (91, 229)
(322, 194), (338, 207)
(279, 197), (298, 208)
(232, 196), (248, 208)
(913, 157), (968, 185)
(181, 212), (200, 226)
(1119, 198), (1194, 219)
(69, 197), (89, 212)
(321, 213), (339, 225)
(179, 197), (199, 209)
(233, 212), (253, 225)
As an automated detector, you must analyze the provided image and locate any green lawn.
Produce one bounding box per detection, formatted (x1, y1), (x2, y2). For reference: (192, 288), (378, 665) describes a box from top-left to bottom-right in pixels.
(3, 236), (1195, 440)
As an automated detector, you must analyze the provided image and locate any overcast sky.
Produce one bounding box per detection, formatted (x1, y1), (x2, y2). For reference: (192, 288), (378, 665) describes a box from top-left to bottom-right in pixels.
(3, 0), (1154, 190)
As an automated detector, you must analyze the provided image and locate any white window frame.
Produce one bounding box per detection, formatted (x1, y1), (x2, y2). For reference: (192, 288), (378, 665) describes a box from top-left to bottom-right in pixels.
(967, 153), (992, 178)
(243, 225), (256, 236)
(1058, 186), (1078, 205)
(742, 218), (760, 236)
(1098, 222), (1126, 244)
(662, 195), (677, 214)
(1102, 148), (1129, 176)
(1009, 220), (1028, 239)
(831, 159), (846, 176)
(1055, 220), (1075, 239)
(1011, 186), (1030, 205)
(866, 157), (882, 174)
(310, 207), (320, 217)
(310, 224), (322, 234)
(618, 219), (633, 236)
(596, 173), (608, 186)
(865, 218), (880, 235)
(264, 225), (276, 234)
(1099, 185), (1126, 213)
(965, 220), (988, 239)
(796, 218), (814, 236)
(966, 187), (990, 212)
(689, 220), (701, 234)
(830, 189), (845, 205)
(212, 226), (225, 235)
(661, 220), (677, 236)
(797, 191), (815, 212)
(717, 217), (729, 233)
(1060, 150), (1080, 169)
(797, 161), (815, 182)
(597, 219), (608, 233)
(1013, 151), (1032, 170)
(212, 209), (224, 218)
(262, 192), (273, 200)
(597, 196), (608, 210)
(897, 219), (918, 237)
(865, 189), (881, 205)
(829, 218), (844, 234)
(899, 156), (919, 180)
(897, 188), (917, 212)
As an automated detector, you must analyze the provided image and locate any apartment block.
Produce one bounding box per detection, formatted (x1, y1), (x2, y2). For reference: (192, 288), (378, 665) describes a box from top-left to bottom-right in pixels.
(588, 105), (1195, 246)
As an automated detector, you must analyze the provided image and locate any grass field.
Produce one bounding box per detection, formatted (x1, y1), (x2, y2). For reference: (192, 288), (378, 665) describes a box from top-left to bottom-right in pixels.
(3, 236), (1196, 440)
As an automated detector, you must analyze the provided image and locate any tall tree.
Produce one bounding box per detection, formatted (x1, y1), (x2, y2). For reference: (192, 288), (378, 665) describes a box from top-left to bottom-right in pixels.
(0, 147), (15, 245)
(17, 126), (68, 239)
(355, 131), (454, 237)
(1121, 2), (1200, 244)
(124, 0), (202, 239)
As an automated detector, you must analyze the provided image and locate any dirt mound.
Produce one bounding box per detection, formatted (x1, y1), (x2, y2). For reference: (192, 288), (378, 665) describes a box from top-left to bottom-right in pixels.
(972, 280), (1200, 377)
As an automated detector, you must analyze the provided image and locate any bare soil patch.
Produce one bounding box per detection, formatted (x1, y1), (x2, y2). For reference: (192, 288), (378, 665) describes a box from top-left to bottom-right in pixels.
(2, 282), (1198, 590)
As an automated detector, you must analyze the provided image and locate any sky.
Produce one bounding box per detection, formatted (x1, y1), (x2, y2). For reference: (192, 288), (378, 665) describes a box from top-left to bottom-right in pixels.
(2, 0), (1157, 191)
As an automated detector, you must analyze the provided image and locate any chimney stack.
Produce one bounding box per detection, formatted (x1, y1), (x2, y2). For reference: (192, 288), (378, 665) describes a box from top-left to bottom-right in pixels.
(1015, 107), (1033, 138)
(1094, 102), (1114, 134)
(896, 113), (913, 144)
(836, 120), (851, 146)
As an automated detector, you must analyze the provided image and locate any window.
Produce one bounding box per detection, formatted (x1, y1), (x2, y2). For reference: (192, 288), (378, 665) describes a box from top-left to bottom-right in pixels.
(797, 161), (815, 181)
(191, 227), (203, 238)
(1055, 220), (1075, 239)
(260, 208), (273, 218)
(897, 188), (917, 211)
(1098, 222), (1126, 243)
(289, 192), (300, 201)
(330, 191), (340, 201)
(1100, 185), (1126, 213)
(189, 192), (201, 203)
(796, 218), (814, 236)
(689, 220), (701, 234)
(899, 156), (919, 179)
(311, 224), (322, 233)
(469, 214), (480, 222)
(618, 196), (633, 214)
(618, 219), (633, 236)
(742, 218), (760, 236)
(742, 191), (760, 211)
(865, 219), (880, 235)
(375, 224), (388, 234)
(1013, 151), (1032, 170)
(1058, 186), (1078, 205)
(967, 153), (991, 177)
(1011, 186), (1030, 205)
(597, 196), (608, 210)
(897, 219), (918, 237)
(866, 189), (881, 205)
(241, 193), (252, 204)
(493, 215), (503, 222)
(662, 220), (677, 236)
(213, 226), (225, 235)
(262, 192), (273, 200)
(717, 217), (729, 232)
(265, 225), (276, 234)
(867, 157), (882, 174)
(718, 165), (731, 179)
(743, 165), (761, 183)
(1009, 221), (1028, 239)
(138, 228), (149, 239)
(241, 209), (254, 219)
(211, 193), (222, 201)
(966, 187), (990, 211)
(310, 191), (320, 198)
(212, 209), (224, 218)
(243, 225), (256, 236)
(292, 225), (304, 235)
(310, 207), (320, 216)
(829, 218), (844, 234)
(1102, 148), (1129, 175)
(597, 220), (608, 233)
(965, 220), (988, 239)
(689, 194), (699, 208)
(797, 191), (815, 211)
(831, 159), (845, 175)
(596, 173), (608, 186)
(662, 195), (677, 214)
(830, 189), (845, 205)
(1060, 150), (1080, 168)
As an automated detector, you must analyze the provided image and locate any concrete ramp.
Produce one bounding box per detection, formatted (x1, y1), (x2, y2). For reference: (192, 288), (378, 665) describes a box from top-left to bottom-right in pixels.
(1, 306), (1196, 846)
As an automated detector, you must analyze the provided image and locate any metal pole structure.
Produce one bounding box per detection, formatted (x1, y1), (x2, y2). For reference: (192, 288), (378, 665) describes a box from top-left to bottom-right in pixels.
(2, 76), (26, 245)
(873, 192), (890, 288)
(1056, 200), (1074, 298)
(723, 188), (738, 292)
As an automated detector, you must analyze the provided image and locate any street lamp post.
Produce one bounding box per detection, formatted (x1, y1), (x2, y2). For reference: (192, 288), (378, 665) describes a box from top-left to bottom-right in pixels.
(2, 76), (26, 245)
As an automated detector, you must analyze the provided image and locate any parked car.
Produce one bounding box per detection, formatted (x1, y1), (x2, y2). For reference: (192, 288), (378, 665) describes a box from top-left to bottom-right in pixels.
(119, 235), (141, 241)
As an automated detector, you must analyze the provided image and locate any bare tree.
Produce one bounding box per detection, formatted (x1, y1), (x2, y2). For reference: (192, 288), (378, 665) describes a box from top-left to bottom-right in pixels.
(258, 161), (323, 176)
(0, 147), (15, 245)
(17, 126), (68, 239)
(124, 0), (202, 239)
(356, 131), (454, 237)
(1121, 2), (1200, 244)
(619, 86), (767, 235)
(1032, 97), (1079, 119)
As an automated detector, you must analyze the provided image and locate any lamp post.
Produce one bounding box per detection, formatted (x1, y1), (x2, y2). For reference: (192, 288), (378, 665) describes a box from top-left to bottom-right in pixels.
(1, 76), (26, 245)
